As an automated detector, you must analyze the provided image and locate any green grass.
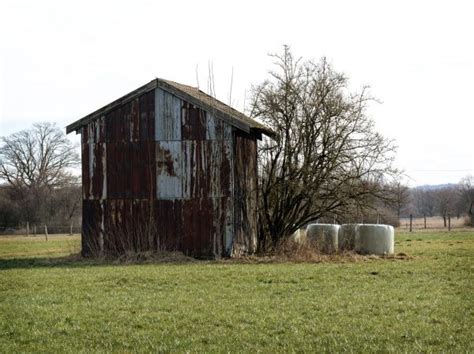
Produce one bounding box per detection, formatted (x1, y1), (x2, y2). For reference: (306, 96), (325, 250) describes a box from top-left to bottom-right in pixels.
(0, 231), (473, 352)
(0, 234), (80, 259)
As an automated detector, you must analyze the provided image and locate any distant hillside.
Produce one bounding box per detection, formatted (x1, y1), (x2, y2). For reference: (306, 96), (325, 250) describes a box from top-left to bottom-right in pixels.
(413, 183), (458, 191)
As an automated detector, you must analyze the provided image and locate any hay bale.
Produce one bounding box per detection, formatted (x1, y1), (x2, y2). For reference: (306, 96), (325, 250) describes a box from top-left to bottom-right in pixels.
(306, 224), (339, 253)
(289, 228), (307, 243)
(339, 224), (358, 251)
(355, 224), (394, 255)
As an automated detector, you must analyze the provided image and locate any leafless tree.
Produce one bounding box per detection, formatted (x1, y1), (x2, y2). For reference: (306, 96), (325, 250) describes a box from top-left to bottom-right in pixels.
(0, 122), (80, 224)
(250, 46), (397, 250)
(388, 179), (411, 218)
(435, 186), (457, 227)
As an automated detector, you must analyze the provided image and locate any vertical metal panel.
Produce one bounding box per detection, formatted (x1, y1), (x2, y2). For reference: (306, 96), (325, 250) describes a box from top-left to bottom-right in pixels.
(84, 116), (105, 144)
(139, 90), (155, 142)
(81, 141), (90, 200)
(130, 98), (140, 142)
(106, 143), (130, 199)
(106, 106), (130, 143)
(206, 112), (232, 141)
(209, 139), (232, 197)
(232, 130), (258, 256)
(82, 200), (103, 256)
(156, 141), (183, 199)
(130, 141), (155, 199)
(155, 88), (181, 140)
(182, 198), (214, 257)
(154, 199), (183, 250)
(82, 125), (89, 144)
(182, 140), (212, 198)
(82, 143), (106, 200)
(90, 143), (106, 199)
(182, 102), (206, 140)
(205, 112), (218, 140)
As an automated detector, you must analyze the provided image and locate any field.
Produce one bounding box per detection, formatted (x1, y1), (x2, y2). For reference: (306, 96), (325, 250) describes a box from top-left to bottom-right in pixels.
(0, 231), (473, 352)
(399, 215), (468, 230)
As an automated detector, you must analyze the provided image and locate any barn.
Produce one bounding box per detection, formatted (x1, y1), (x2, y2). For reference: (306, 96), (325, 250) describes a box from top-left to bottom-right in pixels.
(66, 79), (272, 258)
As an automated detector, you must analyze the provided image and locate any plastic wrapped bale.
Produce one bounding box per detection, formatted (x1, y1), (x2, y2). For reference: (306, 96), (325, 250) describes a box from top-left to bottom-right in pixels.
(339, 224), (358, 251)
(306, 224), (339, 253)
(289, 228), (307, 244)
(355, 224), (394, 255)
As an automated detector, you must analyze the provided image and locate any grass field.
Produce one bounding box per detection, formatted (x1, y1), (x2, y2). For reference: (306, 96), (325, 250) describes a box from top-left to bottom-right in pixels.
(0, 231), (473, 352)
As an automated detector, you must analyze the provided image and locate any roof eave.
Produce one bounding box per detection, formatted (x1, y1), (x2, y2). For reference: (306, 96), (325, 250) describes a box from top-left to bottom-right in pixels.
(66, 78), (275, 138)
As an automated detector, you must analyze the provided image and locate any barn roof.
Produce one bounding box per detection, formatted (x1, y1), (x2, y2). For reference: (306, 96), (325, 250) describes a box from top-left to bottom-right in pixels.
(66, 78), (273, 137)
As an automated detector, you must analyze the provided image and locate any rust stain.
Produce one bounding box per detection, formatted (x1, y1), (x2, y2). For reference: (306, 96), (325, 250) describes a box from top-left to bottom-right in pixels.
(182, 102), (206, 140)
(81, 87), (259, 258)
(156, 146), (175, 176)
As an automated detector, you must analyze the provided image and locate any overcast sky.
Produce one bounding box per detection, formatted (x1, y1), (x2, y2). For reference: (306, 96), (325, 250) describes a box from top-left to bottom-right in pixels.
(1, 0), (472, 186)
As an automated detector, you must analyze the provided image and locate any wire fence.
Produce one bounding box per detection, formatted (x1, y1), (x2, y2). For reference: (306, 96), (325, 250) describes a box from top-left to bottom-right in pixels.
(399, 215), (470, 231)
(0, 223), (82, 236)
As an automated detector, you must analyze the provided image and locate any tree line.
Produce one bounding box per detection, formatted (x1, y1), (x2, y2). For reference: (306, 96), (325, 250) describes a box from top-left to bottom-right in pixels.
(0, 123), (81, 231)
(395, 177), (474, 226)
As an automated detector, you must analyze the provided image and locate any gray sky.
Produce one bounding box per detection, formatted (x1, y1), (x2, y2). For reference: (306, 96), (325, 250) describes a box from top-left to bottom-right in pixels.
(1, 0), (473, 186)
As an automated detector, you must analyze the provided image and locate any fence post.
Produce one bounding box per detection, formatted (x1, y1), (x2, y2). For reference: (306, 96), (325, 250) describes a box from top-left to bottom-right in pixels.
(409, 214), (413, 232)
(377, 213), (380, 224)
(34, 224), (37, 236)
(424, 214), (426, 229)
(448, 213), (451, 232)
(26, 221), (29, 237)
(70, 222), (73, 236)
(44, 224), (48, 241)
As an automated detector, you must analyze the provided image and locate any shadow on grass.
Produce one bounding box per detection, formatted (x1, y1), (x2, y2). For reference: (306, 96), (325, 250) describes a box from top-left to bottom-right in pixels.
(0, 254), (108, 270)
(0, 249), (415, 271)
(0, 252), (201, 270)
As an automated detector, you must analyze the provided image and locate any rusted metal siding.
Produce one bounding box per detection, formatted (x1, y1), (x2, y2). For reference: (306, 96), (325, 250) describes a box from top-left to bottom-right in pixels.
(155, 88), (181, 140)
(81, 117), (106, 200)
(182, 101), (206, 140)
(81, 86), (259, 258)
(153, 88), (235, 257)
(156, 141), (183, 199)
(233, 130), (258, 256)
(80, 90), (155, 256)
(82, 199), (104, 255)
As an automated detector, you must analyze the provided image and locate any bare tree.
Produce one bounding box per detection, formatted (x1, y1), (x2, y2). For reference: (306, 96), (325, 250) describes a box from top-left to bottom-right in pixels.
(388, 179), (411, 218)
(435, 186), (457, 227)
(0, 122), (80, 224)
(250, 47), (397, 250)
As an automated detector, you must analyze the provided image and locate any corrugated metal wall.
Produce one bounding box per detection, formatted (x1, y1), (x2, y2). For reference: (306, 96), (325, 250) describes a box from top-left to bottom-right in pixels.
(233, 130), (258, 256)
(81, 87), (258, 258)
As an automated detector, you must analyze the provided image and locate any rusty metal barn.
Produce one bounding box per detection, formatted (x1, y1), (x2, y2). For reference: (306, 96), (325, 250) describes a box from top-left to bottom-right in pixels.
(66, 79), (272, 257)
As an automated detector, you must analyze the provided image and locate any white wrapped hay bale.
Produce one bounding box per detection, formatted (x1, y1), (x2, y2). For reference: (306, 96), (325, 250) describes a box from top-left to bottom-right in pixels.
(289, 228), (307, 243)
(306, 224), (339, 253)
(339, 224), (358, 251)
(355, 224), (394, 255)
